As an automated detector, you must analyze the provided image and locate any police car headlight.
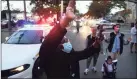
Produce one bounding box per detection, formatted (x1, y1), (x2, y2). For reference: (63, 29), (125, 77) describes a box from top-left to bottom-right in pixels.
(13, 66), (24, 72)
(1, 64), (30, 77)
(11, 64), (30, 72)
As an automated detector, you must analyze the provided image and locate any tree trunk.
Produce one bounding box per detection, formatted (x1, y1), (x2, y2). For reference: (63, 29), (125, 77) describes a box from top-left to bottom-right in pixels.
(7, 0), (12, 35)
(23, 0), (27, 20)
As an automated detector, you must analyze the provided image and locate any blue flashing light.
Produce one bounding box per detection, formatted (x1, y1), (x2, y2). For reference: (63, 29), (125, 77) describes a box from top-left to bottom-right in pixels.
(24, 24), (33, 28)
(23, 24), (51, 28)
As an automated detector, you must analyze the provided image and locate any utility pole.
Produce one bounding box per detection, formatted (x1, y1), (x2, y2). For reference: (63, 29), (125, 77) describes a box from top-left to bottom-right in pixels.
(7, 0), (12, 35)
(23, 0), (27, 21)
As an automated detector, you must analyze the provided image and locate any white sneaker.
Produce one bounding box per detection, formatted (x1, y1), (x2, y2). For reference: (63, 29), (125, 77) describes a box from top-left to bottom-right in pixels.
(112, 59), (118, 62)
(84, 69), (89, 75)
(72, 73), (75, 77)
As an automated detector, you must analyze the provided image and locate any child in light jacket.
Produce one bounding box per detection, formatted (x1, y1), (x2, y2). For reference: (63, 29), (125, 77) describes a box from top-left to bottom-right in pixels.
(101, 56), (116, 79)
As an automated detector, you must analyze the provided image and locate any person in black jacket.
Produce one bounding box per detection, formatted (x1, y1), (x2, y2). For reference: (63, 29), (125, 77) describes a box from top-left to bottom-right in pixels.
(39, 1), (99, 79)
(105, 25), (129, 68)
(84, 27), (105, 74)
(57, 36), (80, 78)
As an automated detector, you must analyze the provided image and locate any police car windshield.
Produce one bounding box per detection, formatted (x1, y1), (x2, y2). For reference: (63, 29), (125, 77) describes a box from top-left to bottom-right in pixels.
(6, 30), (43, 44)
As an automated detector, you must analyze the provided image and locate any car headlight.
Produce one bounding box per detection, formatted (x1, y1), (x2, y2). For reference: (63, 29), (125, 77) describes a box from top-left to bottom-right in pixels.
(2, 64), (30, 77)
(11, 64), (30, 72)
(11, 65), (30, 73)
(11, 66), (24, 72)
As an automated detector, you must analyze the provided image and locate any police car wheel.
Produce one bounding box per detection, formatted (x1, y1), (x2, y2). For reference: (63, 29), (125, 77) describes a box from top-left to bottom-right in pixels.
(32, 58), (43, 79)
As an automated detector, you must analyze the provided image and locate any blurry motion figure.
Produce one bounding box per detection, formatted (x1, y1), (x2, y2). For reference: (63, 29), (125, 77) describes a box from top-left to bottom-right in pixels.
(53, 18), (57, 26)
(75, 16), (82, 33)
(130, 21), (137, 53)
(101, 56), (116, 79)
(131, 22), (135, 28)
(76, 20), (80, 33)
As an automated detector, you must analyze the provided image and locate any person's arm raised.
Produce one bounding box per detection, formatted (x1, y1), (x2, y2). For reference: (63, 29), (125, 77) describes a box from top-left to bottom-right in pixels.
(39, 0), (76, 56)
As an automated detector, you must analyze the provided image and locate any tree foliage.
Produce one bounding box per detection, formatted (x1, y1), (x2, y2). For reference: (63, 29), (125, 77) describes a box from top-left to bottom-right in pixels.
(31, 0), (61, 18)
(85, 0), (127, 18)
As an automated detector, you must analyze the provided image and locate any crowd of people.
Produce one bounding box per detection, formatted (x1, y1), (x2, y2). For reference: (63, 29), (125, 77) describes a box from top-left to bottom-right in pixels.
(37, 0), (136, 79)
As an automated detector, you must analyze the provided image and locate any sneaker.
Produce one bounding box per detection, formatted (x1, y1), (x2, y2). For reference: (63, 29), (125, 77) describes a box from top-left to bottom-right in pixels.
(92, 67), (97, 72)
(72, 73), (75, 77)
(84, 69), (89, 75)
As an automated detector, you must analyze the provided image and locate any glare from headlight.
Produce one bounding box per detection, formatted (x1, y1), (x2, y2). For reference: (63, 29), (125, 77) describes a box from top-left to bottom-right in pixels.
(12, 66), (24, 72)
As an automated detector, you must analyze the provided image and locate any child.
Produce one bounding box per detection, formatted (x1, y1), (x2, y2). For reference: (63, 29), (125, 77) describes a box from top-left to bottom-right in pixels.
(101, 56), (116, 79)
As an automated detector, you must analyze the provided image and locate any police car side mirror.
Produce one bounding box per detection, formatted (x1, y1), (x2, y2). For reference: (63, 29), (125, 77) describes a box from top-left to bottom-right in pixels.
(5, 37), (9, 41)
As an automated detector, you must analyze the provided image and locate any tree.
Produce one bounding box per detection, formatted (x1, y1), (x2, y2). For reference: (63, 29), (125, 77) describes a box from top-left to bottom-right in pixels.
(31, 0), (61, 21)
(85, 0), (127, 18)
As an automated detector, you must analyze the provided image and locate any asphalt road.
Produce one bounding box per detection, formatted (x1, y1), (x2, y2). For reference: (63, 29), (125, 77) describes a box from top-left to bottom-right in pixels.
(1, 26), (136, 78)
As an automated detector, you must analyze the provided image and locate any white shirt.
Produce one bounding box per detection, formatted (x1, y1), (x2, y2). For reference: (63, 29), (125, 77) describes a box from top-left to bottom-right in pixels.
(131, 27), (137, 43)
(101, 63), (113, 72)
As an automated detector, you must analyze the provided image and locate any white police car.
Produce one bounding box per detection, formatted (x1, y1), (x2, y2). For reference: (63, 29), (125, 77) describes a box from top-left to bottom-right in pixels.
(1, 25), (53, 78)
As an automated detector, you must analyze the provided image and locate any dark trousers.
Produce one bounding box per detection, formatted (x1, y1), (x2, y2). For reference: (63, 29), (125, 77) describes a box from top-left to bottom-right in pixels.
(103, 72), (116, 79)
(76, 26), (79, 33)
(71, 61), (80, 79)
(86, 53), (99, 68)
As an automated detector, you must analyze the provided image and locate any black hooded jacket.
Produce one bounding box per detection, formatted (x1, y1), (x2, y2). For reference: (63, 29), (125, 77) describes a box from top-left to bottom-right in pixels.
(107, 32), (124, 54)
(39, 23), (94, 79)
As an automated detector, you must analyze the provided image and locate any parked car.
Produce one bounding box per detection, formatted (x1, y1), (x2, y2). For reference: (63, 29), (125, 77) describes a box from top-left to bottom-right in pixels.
(1, 20), (8, 29)
(1, 20), (16, 29)
(96, 20), (119, 29)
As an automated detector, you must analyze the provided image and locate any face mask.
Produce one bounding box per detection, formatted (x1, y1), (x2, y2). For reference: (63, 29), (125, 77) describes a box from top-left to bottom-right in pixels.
(62, 42), (72, 53)
(115, 28), (120, 33)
